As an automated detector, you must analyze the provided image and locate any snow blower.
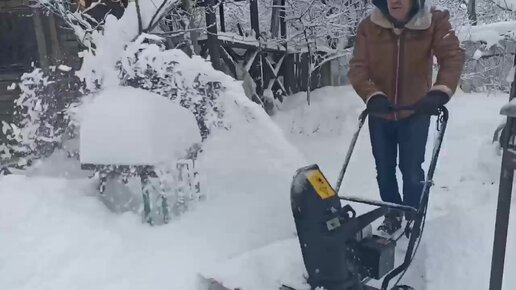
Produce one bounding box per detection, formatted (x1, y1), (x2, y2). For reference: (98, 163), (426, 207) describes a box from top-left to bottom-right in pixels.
(288, 105), (448, 290)
(198, 106), (448, 290)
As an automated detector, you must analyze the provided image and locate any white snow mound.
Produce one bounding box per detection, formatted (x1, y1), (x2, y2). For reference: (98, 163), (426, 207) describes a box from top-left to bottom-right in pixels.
(79, 86), (201, 165)
(460, 21), (516, 48)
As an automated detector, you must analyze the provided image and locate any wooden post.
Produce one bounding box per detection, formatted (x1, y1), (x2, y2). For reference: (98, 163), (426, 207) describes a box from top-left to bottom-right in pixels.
(219, 1), (226, 33)
(283, 53), (295, 95)
(250, 0), (260, 38)
(32, 8), (49, 71)
(205, 0), (221, 70)
(300, 53), (309, 92)
(270, 0), (280, 38)
(468, 0), (477, 26)
(47, 14), (62, 64)
(280, 0), (286, 39)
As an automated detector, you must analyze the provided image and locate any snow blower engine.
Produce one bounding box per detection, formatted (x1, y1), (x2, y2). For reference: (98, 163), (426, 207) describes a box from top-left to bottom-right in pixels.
(289, 106), (449, 290)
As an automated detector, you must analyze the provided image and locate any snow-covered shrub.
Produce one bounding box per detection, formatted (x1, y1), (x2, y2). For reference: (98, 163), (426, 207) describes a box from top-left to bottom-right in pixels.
(1, 66), (85, 166)
(117, 34), (228, 140)
(458, 21), (516, 93)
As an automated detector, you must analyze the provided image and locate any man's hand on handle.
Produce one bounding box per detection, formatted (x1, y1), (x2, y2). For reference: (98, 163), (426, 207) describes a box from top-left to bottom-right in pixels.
(367, 94), (392, 113)
(366, 91), (448, 116)
(414, 90), (450, 116)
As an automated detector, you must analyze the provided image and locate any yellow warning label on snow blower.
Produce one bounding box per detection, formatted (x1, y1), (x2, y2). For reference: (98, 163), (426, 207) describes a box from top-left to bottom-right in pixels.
(307, 169), (336, 200)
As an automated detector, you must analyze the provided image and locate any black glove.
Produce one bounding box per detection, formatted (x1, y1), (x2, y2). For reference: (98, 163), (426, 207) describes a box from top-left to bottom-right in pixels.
(367, 94), (392, 113)
(414, 90), (449, 115)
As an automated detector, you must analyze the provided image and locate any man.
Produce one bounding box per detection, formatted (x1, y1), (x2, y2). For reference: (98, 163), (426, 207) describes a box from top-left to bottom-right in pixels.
(347, 0), (465, 235)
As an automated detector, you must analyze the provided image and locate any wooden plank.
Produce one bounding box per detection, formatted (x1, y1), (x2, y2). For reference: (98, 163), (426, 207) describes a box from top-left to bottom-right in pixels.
(270, 0), (281, 38)
(250, 0), (259, 37)
(283, 53), (295, 94)
(0, 73), (23, 82)
(219, 46), (237, 78)
(219, 1), (225, 33)
(0, 94), (17, 102)
(48, 14), (62, 62)
(0, 101), (14, 115)
(0, 80), (18, 87)
(0, 0), (32, 9)
(32, 9), (50, 70)
(205, 0), (221, 70)
(280, 0), (286, 39)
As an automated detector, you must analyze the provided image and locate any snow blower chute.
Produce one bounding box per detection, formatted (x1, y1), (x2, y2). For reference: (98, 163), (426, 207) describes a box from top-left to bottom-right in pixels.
(289, 106), (448, 290)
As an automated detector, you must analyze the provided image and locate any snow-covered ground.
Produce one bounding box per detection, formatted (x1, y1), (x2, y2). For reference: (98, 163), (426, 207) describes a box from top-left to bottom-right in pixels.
(1, 85), (514, 290)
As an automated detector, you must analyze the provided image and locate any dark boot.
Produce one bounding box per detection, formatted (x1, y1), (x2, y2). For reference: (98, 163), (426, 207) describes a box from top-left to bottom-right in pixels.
(378, 211), (403, 236)
(405, 211), (416, 223)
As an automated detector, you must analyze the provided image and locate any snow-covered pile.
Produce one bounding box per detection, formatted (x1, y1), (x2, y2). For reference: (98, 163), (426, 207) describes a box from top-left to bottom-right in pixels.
(79, 86), (201, 165)
(0, 1), (311, 289)
(0, 58), (306, 290)
(117, 34), (227, 140)
(459, 21), (516, 48)
(272, 86), (365, 137)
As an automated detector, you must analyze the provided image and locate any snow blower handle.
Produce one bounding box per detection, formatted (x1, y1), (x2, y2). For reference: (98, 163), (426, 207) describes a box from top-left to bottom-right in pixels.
(334, 105), (444, 194)
(390, 104), (444, 116)
(390, 104), (416, 112)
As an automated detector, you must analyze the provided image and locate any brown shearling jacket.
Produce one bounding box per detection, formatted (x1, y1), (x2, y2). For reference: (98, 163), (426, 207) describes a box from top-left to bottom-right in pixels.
(347, 5), (465, 120)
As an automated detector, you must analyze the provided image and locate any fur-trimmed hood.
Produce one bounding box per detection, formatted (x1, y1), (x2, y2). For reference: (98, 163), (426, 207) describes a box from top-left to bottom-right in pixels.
(371, 0), (432, 30)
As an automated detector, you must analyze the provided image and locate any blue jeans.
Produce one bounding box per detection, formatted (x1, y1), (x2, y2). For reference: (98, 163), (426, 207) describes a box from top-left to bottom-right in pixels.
(368, 114), (430, 209)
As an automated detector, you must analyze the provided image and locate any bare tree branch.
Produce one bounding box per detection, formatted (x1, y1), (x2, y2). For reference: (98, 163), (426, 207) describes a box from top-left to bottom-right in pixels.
(147, 0), (169, 32)
(135, 0), (143, 34)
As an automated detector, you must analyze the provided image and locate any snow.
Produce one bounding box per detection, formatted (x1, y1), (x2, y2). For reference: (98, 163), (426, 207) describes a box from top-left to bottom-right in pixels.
(495, 0), (516, 11)
(473, 49), (484, 60)
(507, 65), (516, 83)
(7, 82), (16, 91)
(459, 21), (516, 48)
(58, 64), (72, 72)
(75, 3), (139, 89)
(200, 238), (308, 290)
(75, 1), (181, 90)
(0, 24), (307, 289)
(2, 83), (516, 289)
(79, 86), (201, 165)
(500, 98), (516, 117)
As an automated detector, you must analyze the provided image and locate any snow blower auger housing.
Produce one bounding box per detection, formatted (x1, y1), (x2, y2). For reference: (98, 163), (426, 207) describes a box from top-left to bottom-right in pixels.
(291, 164), (395, 289)
(289, 106), (449, 290)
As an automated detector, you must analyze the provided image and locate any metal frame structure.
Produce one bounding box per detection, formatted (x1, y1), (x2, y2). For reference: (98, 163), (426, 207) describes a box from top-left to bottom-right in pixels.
(489, 49), (516, 290)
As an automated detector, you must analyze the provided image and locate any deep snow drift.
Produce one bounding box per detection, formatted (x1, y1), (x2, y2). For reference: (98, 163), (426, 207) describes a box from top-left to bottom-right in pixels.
(1, 85), (515, 290)
(0, 48), (306, 290)
(79, 86), (201, 165)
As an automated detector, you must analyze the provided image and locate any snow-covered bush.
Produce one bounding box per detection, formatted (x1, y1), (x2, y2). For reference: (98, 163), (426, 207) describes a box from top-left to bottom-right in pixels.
(0, 1), (241, 221)
(458, 20), (516, 93)
(0, 66), (85, 166)
(117, 34), (227, 140)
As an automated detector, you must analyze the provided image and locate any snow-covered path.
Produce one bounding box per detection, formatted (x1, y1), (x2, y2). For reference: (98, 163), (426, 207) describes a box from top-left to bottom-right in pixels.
(1, 85), (515, 290)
